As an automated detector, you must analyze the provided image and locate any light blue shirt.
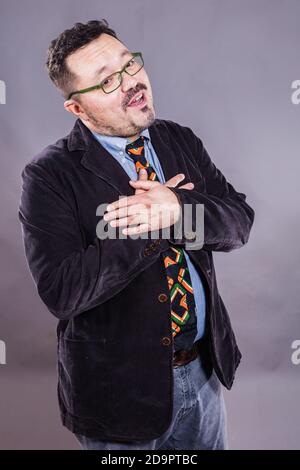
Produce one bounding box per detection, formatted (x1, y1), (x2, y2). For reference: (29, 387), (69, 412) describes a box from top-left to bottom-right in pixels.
(92, 128), (206, 341)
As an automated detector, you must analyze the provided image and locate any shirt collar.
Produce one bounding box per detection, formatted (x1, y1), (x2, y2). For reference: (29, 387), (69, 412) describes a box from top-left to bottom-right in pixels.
(91, 128), (150, 154)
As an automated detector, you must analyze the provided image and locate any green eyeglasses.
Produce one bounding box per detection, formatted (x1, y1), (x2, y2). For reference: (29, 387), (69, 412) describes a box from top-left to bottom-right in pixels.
(68, 52), (144, 100)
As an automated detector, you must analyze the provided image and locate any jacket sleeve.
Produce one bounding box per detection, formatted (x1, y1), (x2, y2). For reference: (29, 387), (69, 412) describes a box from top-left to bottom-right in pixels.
(167, 126), (255, 252)
(18, 162), (162, 321)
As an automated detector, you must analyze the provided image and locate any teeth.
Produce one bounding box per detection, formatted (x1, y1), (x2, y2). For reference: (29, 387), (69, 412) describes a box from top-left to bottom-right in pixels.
(131, 93), (143, 104)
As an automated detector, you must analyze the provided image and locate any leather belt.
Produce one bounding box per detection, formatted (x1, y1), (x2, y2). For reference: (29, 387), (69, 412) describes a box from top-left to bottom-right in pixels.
(173, 339), (201, 367)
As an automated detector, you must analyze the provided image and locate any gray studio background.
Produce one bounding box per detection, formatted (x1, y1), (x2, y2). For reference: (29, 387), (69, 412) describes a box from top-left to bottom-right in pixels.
(1, 0), (299, 449)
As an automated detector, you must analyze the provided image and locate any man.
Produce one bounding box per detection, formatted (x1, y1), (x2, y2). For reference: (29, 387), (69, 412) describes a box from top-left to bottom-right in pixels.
(18, 19), (255, 450)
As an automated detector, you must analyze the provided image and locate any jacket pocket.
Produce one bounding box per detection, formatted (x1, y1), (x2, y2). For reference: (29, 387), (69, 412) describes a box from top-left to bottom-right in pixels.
(57, 337), (110, 420)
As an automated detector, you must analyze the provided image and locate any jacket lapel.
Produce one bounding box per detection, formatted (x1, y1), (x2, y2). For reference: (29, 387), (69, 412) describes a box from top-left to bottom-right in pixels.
(148, 122), (180, 182)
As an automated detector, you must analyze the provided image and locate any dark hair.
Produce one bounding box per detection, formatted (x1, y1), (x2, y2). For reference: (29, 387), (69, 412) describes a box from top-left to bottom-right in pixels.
(46, 19), (119, 99)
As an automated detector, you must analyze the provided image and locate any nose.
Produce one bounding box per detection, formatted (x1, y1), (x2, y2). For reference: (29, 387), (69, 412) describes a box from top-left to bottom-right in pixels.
(120, 72), (139, 94)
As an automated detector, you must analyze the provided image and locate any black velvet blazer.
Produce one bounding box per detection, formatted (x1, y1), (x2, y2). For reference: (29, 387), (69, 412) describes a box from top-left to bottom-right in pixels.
(18, 118), (255, 441)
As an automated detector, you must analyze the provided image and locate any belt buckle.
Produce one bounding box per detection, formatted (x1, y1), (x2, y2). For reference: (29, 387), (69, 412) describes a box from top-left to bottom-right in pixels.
(173, 341), (199, 367)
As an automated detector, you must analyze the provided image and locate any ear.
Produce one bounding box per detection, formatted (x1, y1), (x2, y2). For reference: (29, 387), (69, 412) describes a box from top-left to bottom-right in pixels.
(64, 98), (85, 118)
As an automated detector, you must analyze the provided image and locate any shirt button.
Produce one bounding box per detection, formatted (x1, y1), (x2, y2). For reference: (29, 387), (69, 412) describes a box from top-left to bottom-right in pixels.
(161, 337), (172, 346)
(158, 293), (168, 303)
(143, 247), (151, 256)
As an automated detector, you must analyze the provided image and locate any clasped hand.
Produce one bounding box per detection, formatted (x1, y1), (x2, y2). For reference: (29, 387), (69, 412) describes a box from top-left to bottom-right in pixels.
(103, 170), (194, 236)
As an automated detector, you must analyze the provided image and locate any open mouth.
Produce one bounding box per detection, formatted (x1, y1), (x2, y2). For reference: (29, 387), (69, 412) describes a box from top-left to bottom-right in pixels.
(127, 92), (147, 108)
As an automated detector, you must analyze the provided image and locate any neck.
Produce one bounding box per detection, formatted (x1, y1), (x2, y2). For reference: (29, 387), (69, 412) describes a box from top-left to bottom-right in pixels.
(127, 133), (141, 143)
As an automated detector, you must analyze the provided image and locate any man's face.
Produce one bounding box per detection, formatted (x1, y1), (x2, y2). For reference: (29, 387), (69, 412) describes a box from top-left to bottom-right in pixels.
(64, 34), (156, 139)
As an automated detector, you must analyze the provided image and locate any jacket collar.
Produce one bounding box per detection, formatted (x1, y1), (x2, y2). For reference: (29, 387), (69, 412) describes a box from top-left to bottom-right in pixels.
(67, 118), (180, 196)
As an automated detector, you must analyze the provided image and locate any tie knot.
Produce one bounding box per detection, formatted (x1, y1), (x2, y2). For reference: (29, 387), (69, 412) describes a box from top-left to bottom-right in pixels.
(125, 135), (145, 160)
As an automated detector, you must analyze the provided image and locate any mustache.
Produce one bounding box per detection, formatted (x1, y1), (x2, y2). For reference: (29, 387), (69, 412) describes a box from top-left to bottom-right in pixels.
(125, 84), (147, 107)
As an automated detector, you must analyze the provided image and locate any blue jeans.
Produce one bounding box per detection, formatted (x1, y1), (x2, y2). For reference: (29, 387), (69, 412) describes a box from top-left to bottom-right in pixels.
(75, 349), (228, 450)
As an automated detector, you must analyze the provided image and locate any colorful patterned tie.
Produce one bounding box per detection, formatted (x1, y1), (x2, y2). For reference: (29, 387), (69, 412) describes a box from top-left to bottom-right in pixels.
(125, 135), (198, 351)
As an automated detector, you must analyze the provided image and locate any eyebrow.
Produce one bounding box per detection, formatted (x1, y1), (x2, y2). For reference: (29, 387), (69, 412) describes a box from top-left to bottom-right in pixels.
(94, 50), (133, 79)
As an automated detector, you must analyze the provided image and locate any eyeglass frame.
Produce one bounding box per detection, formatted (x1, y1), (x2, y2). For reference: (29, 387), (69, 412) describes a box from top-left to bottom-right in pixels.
(67, 52), (144, 100)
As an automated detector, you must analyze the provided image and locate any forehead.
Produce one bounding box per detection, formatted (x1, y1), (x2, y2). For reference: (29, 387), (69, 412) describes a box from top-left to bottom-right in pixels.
(66, 33), (130, 81)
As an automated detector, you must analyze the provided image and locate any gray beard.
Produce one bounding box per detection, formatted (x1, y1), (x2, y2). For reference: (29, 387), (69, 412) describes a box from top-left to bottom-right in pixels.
(84, 107), (156, 138)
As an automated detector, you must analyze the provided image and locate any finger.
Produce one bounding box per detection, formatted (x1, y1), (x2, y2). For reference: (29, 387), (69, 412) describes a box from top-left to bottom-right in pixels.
(104, 203), (147, 221)
(128, 180), (160, 191)
(138, 168), (148, 180)
(122, 223), (150, 236)
(164, 173), (185, 188)
(178, 182), (194, 190)
(135, 168), (148, 194)
(110, 213), (147, 227)
(106, 194), (138, 212)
